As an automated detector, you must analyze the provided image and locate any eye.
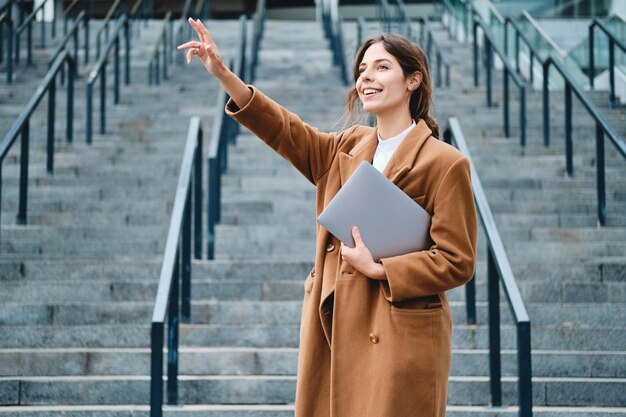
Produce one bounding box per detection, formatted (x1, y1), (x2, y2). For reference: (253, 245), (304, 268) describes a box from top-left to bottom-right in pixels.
(358, 67), (366, 74)
(378, 64), (389, 70)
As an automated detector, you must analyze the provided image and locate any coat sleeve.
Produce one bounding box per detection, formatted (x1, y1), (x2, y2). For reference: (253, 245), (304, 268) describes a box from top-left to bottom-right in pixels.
(225, 85), (354, 185)
(380, 156), (477, 301)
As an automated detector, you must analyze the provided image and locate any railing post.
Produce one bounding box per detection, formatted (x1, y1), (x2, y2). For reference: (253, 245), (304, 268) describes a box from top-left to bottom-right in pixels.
(487, 247), (502, 407)
(67, 56), (75, 143)
(87, 80), (93, 143)
(7, 19), (13, 83)
(84, 16), (89, 64)
(466, 274), (476, 325)
(517, 321), (533, 417)
(181, 183), (192, 323)
(194, 130), (203, 259)
(27, 19), (32, 64)
(125, 18), (130, 84)
(485, 38), (492, 108)
(529, 52), (534, 86)
(473, 21), (478, 87)
(515, 32), (520, 73)
(207, 154), (218, 260)
(595, 123), (606, 226)
(100, 67), (107, 134)
(167, 252), (180, 405)
(608, 38), (615, 108)
(150, 322), (164, 417)
(40, 4), (45, 48)
(564, 83), (573, 177)
(519, 85), (526, 147)
(17, 121), (30, 225)
(114, 37), (120, 104)
(503, 70), (509, 137)
(47, 76), (56, 174)
(542, 61), (550, 147)
(588, 23), (594, 89)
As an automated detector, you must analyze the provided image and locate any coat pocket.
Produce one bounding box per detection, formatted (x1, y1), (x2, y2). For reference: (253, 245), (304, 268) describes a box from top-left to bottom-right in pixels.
(390, 293), (443, 314)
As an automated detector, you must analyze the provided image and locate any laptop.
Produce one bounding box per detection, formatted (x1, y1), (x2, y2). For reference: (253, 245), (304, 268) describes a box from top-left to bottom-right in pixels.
(317, 161), (432, 262)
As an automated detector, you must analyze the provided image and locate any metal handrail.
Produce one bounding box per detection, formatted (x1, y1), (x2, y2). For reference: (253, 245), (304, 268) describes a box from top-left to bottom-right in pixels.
(62, 0), (80, 34)
(320, 0), (349, 86)
(521, 10), (565, 57)
(148, 11), (172, 85)
(48, 10), (85, 85)
(473, 12), (527, 146)
(0, 50), (76, 241)
(86, 14), (130, 144)
(441, 0), (470, 41)
(444, 117), (533, 417)
(150, 15), (249, 416)
(249, 0), (266, 83)
(14, 0), (50, 65)
(149, 117), (204, 417)
(589, 18), (626, 106)
(396, 0), (451, 88)
(504, 17), (545, 87)
(208, 15), (247, 258)
(543, 53), (626, 226)
(95, 0), (124, 59)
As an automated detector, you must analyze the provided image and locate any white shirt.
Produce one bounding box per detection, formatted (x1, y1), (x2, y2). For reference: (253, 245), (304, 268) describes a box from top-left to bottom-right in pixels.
(372, 120), (416, 173)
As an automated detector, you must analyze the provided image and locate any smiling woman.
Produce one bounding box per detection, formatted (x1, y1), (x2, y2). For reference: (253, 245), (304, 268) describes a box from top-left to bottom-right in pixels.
(178, 19), (477, 417)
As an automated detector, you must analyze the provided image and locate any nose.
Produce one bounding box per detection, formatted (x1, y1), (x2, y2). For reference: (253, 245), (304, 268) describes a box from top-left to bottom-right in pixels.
(359, 67), (374, 82)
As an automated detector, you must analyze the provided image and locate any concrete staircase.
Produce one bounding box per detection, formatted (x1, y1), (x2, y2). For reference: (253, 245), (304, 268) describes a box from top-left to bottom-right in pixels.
(1, 13), (624, 417)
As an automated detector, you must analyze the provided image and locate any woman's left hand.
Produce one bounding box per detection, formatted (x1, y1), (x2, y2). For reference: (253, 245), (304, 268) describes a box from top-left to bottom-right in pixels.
(340, 227), (387, 280)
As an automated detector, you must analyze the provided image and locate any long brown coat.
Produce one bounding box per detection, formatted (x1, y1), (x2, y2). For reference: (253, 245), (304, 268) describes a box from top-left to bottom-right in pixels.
(226, 86), (477, 417)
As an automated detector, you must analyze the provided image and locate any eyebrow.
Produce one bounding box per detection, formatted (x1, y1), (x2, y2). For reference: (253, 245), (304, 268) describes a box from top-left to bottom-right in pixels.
(359, 58), (393, 67)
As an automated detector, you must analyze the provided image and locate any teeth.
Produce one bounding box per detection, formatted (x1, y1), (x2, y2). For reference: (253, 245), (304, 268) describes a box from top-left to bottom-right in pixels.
(363, 89), (381, 95)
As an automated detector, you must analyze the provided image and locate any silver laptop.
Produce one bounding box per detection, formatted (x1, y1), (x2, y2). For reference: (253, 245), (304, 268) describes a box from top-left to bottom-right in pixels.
(318, 161), (432, 262)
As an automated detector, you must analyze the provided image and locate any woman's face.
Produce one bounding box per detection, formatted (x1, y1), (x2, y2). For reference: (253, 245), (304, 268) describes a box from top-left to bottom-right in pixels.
(356, 42), (415, 118)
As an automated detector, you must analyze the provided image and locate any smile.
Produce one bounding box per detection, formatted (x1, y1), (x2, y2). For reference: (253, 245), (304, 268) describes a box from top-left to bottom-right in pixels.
(362, 88), (382, 96)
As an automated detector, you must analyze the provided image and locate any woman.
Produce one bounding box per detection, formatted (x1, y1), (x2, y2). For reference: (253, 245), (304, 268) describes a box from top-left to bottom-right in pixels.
(178, 18), (477, 417)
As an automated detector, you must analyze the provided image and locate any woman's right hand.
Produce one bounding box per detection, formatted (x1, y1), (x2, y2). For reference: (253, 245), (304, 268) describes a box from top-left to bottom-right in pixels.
(177, 18), (227, 79)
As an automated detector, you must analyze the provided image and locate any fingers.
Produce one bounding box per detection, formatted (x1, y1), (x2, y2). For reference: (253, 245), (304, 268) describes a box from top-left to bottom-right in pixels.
(177, 40), (201, 51)
(195, 19), (215, 45)
(352, 226), (363, 245)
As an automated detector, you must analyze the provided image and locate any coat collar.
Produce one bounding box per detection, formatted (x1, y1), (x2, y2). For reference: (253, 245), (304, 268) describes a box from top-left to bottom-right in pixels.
(338, 119), (433, 188)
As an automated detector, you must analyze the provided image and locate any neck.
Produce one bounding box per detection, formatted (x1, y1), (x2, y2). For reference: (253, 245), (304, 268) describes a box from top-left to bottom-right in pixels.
(376, 111), (414, 140)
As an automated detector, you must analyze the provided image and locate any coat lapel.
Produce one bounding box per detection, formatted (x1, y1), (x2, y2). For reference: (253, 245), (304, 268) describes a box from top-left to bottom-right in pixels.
(337, 119), (433, 189)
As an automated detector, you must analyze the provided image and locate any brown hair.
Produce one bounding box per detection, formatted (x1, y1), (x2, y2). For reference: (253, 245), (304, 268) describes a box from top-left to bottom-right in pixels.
(345, 33), (439, 138)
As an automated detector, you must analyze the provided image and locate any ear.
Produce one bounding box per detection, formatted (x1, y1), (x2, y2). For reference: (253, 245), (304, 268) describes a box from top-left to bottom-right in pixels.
(407, 71), (422, 91)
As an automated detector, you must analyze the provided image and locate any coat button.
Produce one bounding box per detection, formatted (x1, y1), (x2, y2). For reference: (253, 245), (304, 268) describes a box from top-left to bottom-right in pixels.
(369, 333), (379, 344)
(326, 243), (335, 252)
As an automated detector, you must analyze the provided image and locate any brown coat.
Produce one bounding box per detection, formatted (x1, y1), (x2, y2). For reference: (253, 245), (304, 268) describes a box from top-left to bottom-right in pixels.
(226, 86), (477, 417)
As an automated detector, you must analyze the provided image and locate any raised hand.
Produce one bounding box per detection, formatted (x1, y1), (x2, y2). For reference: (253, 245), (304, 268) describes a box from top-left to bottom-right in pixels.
(177, 18), (227, 78)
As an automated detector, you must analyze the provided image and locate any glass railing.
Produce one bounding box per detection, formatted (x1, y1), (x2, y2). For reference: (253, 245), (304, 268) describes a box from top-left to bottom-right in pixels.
(568, 14), (626, 80)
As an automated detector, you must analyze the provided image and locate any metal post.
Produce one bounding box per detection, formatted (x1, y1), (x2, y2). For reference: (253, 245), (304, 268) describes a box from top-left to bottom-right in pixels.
(17, 121), (30, 225)
(162, 36), (167, 80)
(100, 69), (107, 134)
(167, 253), (180, 405)
(486, 38), (492, 108)
(67, 56), (75, 143)
(87, 81), (93, 143)
(114, 37), (120, 104)
(487, 247), (502, 407)
(503, 70), (509, 137)
(40, 5), (45, 48)
(596, 123), (606, 226)
(27, 21), (32, 64)
(47, 77), (56, 174)
(125, 18), (130, 84)
(517, 322), (533, 417)
(155, 48), (160, 85)
(84, 17), (89, 64)
(150, 322), (164, 417)
(465, 274), (476, 325)
(529, 52), (534, 86)
(515, 32), (520, 73)
(473, 22), (478, 87)
(182, 183), (192, 322)
(589, 24), (594, 88)
(7, 20), (12, 83)
(564, 83), (573, 177)
(207, 155), (218, 260)
(543, 62), (550, 147)
(608, 38), (615, 108)
(194, 132), (203, 259)
(520, 86), (526, 147)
